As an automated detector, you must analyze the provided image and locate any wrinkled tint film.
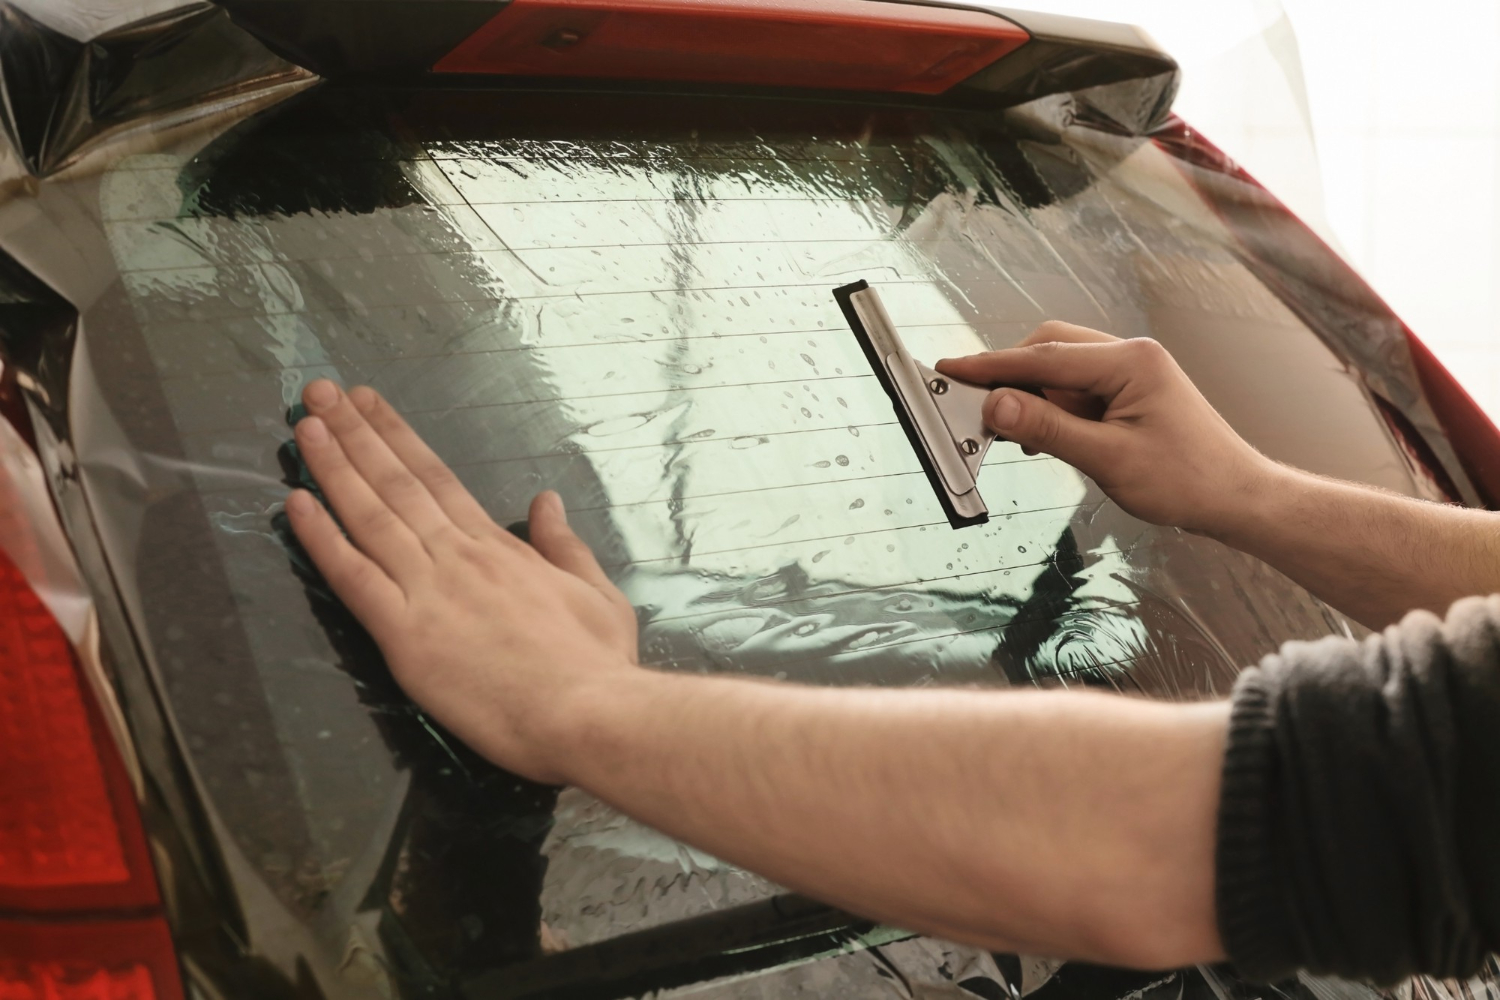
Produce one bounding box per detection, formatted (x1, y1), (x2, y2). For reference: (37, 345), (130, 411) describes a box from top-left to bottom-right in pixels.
(88, 89), (1407, 984)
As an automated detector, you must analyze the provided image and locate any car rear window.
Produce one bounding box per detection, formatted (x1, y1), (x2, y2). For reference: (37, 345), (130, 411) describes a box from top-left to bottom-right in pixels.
(80, 86), (1425, 985)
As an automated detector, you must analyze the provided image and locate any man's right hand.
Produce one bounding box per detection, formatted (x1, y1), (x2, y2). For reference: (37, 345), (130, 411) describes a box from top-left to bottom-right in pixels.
(936, 322), (1275, 536)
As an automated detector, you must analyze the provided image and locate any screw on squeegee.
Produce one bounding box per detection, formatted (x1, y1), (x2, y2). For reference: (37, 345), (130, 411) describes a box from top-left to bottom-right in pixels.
(960, 439), (980, 455)
(929, 378), (948, 395)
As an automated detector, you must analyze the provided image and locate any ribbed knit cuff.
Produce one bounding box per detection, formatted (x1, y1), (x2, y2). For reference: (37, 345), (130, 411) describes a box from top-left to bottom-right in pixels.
(1215, 666), (1300, 983)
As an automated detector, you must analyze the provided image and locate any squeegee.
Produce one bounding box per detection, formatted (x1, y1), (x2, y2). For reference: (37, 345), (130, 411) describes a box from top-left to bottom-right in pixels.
(834, 280), (1031, 530)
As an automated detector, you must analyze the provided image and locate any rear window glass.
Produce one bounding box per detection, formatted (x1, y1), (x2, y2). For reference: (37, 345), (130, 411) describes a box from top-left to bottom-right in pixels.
(81, 87), (1418, 984)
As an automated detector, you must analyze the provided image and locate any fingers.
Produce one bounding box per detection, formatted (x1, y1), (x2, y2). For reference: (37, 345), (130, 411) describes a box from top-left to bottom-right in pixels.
(984, 386), (1123, 475)
(528, 491), (616, 594)
(939, 324), (1122, 424)
(285, 488), (405, 621)
(295, 413), (432, 578)
(347, 386), (502, 540)
(302, 380), (456, 548)
(1017, 320), (1120, 348)
(936, 339), (1157, 399)
(934, 321), (1116, 385)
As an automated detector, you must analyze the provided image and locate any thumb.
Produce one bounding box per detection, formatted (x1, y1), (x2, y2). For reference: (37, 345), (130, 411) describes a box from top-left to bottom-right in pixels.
(528, 491), (613, 592)
(985, 388), (1118, 475)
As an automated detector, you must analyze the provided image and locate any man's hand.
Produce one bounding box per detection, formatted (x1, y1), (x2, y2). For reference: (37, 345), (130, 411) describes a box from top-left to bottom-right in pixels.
(937, 322), (1274, 535)
(286, 379), (638, 784)
(941, 322), (1500, 630)
(283, 377), (1229, 970)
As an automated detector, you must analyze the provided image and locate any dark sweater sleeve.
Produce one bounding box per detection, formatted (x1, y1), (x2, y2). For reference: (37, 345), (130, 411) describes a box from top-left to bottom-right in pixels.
(1216, 594), (1500, 985)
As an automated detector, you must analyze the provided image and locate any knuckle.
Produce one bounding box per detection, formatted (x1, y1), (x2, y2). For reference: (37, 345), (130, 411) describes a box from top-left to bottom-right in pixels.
(1027, 339), (1065, 362)
(1033, 407), (1063, 450)
(420, 460), (461, 491)
(455, 536), (487, 564)
(459, 536), (523, 577)
(373, 466), (423, 499)
(356, 503), (399, 536)
(1123, 336), (1168, 365)
(336, 556), (378, 593)
(488, 523), (528, 550)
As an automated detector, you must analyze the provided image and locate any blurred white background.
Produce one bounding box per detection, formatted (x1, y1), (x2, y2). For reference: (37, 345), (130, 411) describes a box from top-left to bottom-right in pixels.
(998, 0), (1500, 419)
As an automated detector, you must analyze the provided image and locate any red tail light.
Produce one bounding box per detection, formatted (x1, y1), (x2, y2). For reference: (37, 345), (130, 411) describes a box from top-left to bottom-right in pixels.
(0, 541), (180, 996)
(0, 919), (182, 1000)
(0, 551), (155, 912)
(0, 562), (127, 891)
(434, 0), (1029, 95)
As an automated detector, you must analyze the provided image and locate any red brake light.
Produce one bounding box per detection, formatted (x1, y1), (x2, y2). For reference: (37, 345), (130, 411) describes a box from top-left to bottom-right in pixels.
(0, 919), (183, 1000)
(0, 559), (127, 889)
(434, 0), (1029, 95)
(0, 549), (157, 912)
(0, 490), (181, 993)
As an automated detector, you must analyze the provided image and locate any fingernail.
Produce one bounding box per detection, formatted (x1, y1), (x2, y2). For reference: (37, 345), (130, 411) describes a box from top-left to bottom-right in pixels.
(305, 380), (339, 410)
(300, 415), (329, 444)
(286, 489), (314, 515)
(546, 490), (567, 524)
(990, 391), (1021, 430)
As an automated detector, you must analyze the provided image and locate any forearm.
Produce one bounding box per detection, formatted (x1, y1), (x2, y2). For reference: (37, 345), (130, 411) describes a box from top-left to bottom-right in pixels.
(556, 671), (1228, 968)
(1206, 461), (1500, 630)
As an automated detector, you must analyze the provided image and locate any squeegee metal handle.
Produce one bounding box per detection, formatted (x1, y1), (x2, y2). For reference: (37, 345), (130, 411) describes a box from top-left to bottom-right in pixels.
(884, 352), (979, 497)
(845, 288), (979, 497)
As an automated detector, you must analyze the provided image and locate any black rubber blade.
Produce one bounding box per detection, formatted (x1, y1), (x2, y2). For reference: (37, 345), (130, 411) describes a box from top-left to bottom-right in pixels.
(833, 280), (988, 530)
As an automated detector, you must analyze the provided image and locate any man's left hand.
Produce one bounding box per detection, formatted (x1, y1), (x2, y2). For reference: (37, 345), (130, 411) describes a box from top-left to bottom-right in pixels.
(286, 379), (638, 784)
